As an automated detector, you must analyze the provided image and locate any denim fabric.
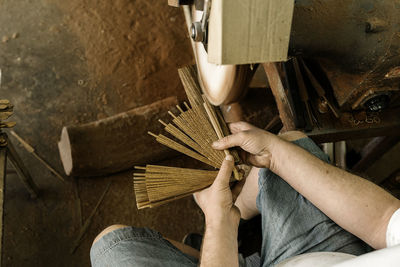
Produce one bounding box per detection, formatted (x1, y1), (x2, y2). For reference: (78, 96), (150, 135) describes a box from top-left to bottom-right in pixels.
(90, 137), (371, 267)
(90, 227), (198, 267)
(256, 137), (371, 266)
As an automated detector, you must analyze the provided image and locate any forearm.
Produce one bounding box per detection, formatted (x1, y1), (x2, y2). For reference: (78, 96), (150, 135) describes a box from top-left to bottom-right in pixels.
(200, 218), (239, 267)
(270, 138), (400, 249)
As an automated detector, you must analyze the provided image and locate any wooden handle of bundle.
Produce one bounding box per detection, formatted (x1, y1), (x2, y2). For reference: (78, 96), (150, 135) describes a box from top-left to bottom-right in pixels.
(220, 102), (243, 123)
(203, 99), (242, 181)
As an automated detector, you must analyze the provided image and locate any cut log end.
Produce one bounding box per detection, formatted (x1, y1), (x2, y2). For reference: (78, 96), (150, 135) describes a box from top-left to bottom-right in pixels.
(58, 126), (73, 176)
(56, 97), (179, 177)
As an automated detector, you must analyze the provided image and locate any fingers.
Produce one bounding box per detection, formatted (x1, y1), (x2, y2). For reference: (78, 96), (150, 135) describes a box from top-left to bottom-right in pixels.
(212, 132), (246, 150)
(212, 155), (234, 189)
(229, 121), (256, 134)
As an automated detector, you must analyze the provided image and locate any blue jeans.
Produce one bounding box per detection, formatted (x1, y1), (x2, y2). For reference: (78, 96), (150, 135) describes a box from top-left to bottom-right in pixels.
(90, 138), (371, 267)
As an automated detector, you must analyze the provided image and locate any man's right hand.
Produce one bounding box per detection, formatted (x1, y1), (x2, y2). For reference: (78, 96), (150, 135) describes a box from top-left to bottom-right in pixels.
(212, 121), (280, 169)
(215, 124), (400, 250)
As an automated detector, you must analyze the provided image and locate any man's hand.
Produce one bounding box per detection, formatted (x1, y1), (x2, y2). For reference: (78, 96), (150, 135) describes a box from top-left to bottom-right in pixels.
(195, 155), (241, 267)
(194, 155), (240, 226)
(212, 121), (279, 168)
(213, 123), (400, 250)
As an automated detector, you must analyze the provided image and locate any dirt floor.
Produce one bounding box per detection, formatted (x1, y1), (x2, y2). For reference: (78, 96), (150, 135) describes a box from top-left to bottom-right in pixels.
(0, 0), (201, 266)
(0, 0), (399, 266)
(0, 0), (278, 266)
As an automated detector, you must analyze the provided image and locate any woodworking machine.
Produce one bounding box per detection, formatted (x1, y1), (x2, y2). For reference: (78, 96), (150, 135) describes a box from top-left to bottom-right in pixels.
(171, 0), (400, 115)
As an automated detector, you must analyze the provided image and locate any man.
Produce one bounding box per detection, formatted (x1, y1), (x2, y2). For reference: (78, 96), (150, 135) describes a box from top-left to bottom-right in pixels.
(90, 122), (400, 266)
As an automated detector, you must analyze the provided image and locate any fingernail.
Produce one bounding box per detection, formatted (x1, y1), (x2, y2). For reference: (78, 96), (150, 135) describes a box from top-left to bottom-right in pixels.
(212, 141), (218, 148)
(225, 155), (234, 161)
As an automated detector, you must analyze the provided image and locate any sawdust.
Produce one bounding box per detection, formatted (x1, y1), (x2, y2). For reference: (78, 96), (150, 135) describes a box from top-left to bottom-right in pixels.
(55, 0), (194, 112)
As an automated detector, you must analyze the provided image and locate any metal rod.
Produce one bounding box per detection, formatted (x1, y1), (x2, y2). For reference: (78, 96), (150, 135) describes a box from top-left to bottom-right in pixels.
(7, 141), (39, 199)
(10, 130), (65, 182)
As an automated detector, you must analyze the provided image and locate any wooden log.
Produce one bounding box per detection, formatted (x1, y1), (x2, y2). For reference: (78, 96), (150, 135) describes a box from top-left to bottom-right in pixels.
(58, 97), (179, 177)
(263, 62), (296, 131)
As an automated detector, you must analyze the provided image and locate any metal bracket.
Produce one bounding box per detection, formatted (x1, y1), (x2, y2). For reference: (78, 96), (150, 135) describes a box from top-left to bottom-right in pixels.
(190, 0), (210, 47)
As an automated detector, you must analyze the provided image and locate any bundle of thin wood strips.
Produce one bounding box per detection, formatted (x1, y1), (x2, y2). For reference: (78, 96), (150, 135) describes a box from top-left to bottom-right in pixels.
(133, 66), (242, 209)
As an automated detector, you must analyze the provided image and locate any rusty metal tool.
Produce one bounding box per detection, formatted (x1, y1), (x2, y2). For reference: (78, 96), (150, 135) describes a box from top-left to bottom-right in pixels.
(10, 130), (65, 182)
(70, 181), (112, 254)
(299, 58), (340, 118)
(293, 58), (319, 129)
(0, 100), (39, 198)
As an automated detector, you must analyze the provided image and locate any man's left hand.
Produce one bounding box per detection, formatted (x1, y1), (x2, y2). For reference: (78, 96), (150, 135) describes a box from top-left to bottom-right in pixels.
(194, 155), (241, 227)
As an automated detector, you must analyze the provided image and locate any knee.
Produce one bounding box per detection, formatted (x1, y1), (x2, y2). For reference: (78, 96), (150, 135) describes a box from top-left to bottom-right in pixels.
(93, 224), (129, 245)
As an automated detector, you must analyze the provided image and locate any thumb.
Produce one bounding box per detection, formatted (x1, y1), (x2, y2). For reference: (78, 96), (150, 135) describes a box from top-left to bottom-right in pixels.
(213, 155), (234, 190)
